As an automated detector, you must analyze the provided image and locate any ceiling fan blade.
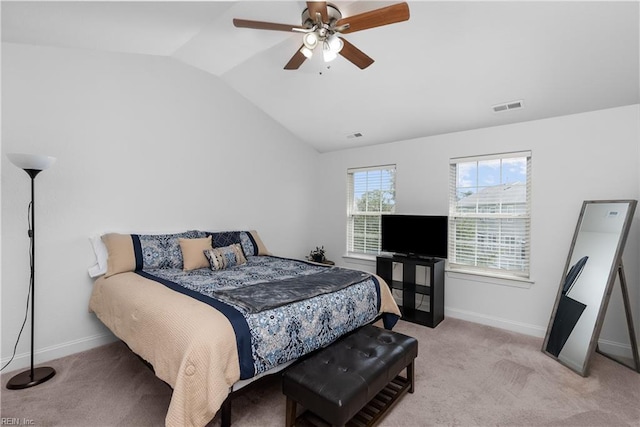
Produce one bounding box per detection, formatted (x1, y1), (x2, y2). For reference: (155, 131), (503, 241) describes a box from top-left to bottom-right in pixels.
(336, 2), (410, 34)
(306, 1), (328, 23)
(233, 18), (305, 32)
(284, 47), (307, 70)
(339, 38), (374, 69)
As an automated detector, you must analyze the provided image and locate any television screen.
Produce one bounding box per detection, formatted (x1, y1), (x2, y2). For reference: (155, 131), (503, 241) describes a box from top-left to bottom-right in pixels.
(381, 215), (448, 259)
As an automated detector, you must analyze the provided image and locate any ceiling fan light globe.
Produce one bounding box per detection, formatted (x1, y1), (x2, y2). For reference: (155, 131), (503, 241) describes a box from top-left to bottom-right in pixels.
(327, 35), (344, 53)
(300, 46), (314, 59)
(323, 49), (338, 62)
(302, 32), (318, 49)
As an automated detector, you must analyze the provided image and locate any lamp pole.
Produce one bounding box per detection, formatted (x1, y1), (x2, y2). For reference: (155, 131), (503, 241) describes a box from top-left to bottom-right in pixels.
(28, 170), (39, 382)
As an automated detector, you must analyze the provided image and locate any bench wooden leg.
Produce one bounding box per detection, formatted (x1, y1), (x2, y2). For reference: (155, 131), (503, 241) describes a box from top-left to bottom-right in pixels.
(286, 397), (297, 427)
(407, 360), (415, 394)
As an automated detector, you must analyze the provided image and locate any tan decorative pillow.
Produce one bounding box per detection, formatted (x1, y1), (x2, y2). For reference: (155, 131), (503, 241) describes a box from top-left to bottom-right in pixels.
(102, 233), (135, 278)
(204, 244), (247, 271)
(179, 236), (213, 271)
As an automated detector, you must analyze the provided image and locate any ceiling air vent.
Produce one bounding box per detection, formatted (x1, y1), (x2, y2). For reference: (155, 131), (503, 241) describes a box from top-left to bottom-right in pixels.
(492, 100), (523, 113)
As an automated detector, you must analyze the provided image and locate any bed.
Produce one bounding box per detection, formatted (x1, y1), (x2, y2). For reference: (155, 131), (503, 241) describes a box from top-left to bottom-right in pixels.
(88, 230), (401, 427)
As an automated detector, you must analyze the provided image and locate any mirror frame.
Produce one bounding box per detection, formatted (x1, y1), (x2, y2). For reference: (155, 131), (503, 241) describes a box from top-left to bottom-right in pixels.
(542, 199), (638, 376)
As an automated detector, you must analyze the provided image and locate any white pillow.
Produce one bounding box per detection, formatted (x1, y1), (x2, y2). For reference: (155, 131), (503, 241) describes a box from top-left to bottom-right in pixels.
(88, 233), (108, 278)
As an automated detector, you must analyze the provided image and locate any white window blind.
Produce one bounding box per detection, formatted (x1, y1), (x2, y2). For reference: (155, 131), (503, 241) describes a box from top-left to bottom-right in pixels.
(448, 152), (531, 279)
(347, 165), (396, 255)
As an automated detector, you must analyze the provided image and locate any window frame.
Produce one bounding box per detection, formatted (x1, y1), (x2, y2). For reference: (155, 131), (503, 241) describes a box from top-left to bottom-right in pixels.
(448, 151), (532, 280)
(346, 165), (396, 257)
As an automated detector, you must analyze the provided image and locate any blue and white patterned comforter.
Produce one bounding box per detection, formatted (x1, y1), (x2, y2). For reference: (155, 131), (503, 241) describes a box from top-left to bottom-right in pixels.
(137, 256), (397, 379)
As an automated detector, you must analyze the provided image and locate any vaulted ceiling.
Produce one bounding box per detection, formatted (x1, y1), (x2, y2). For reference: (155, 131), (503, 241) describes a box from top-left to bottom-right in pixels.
(2, 1), (639, 152)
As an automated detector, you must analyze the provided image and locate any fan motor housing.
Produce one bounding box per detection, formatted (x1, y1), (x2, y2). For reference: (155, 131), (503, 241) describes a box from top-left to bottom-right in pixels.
(301, 3), (342, 27)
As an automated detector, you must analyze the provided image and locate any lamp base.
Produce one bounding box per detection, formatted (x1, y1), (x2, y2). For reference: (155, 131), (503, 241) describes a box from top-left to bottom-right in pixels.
(6, 366), (56, 390)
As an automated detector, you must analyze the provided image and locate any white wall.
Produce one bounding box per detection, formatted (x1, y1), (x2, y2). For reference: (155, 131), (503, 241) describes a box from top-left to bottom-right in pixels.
(313, 105), (640, 342)
(2, 41), (638, 372)
(1, 43), (318, 370)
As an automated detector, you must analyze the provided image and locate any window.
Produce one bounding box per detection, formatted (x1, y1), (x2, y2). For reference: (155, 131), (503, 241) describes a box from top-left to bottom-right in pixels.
(448, 152), (531, 279)
(347, 165), (396, 255)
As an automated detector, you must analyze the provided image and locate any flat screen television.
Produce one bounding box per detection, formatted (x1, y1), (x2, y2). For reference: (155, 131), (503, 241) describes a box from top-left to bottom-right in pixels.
(381, 214), (448, 259)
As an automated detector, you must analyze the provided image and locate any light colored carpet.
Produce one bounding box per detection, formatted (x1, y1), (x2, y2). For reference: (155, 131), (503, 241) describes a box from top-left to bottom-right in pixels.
(2, 318), (639, 426)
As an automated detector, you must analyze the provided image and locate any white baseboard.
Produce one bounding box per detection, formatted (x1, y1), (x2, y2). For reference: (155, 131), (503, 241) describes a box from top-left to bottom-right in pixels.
(1, 333), (117, 373)
(597, 337), (635, 359)
(445, 307), (548, 338)
(445, 308), (640, 360)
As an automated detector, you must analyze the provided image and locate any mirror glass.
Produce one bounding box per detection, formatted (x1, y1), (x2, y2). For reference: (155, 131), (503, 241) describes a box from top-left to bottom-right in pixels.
(543, 200), (637, 376)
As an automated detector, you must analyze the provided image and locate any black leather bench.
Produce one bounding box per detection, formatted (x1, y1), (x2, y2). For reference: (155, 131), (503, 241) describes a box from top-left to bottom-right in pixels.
(282, 325), (418, 427)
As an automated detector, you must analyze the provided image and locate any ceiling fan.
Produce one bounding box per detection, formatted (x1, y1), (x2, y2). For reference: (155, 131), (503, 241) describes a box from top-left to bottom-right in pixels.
(233, 2), (410, 70)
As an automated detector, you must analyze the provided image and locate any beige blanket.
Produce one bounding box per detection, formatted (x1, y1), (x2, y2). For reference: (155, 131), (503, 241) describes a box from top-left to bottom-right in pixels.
(89, 271), (400, 427)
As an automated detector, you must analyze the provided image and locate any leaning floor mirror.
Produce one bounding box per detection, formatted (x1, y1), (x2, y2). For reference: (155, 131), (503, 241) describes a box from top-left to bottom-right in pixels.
(543, 200), (639, 376)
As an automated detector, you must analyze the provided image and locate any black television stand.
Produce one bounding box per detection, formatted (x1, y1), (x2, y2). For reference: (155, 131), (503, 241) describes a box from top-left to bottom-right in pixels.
(376, 254), (445, 328)
(403, 253), (439, 262)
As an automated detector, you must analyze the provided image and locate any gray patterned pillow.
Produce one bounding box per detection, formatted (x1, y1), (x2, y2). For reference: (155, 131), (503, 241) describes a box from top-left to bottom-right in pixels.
(139, 230), (207, 270)
(239, 231), (257, 256)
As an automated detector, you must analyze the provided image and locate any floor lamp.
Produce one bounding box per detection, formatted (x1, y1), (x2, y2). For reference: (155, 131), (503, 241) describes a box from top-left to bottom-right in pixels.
(6, 153), (56, 390)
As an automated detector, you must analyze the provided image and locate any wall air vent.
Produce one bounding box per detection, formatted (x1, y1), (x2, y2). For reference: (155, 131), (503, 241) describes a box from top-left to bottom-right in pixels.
(346, 132), (363, 139)
(492, 100), (524, 113)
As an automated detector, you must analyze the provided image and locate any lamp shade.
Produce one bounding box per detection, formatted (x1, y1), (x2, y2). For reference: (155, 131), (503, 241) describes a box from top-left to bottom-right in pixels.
(7, 153), (56, 171)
